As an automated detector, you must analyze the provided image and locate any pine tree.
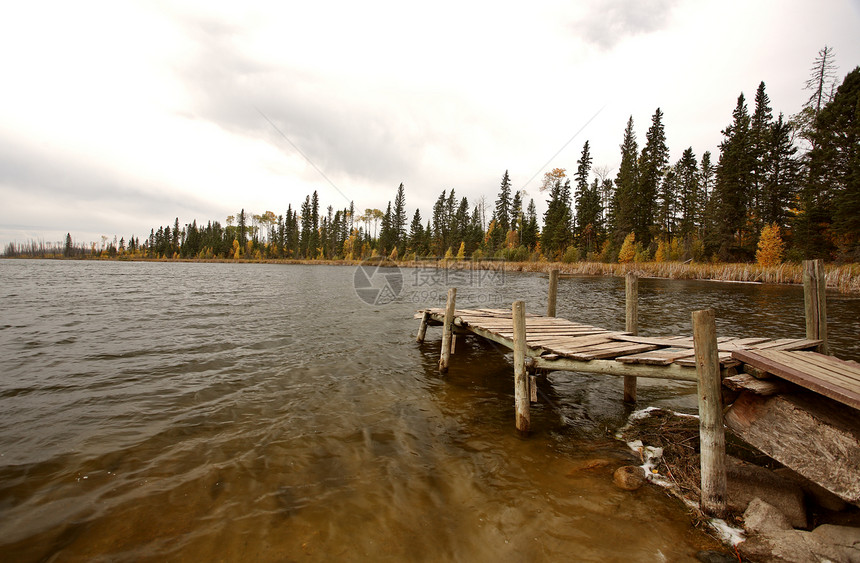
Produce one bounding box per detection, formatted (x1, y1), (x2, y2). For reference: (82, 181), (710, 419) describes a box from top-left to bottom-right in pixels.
(750, 82), (774, 228)
(310, 191), (320, 256)
(511, 190), (523, 232)
(542, 174), (573, 259)
(713, 93), (754, 259)
(522, 199), (539, 250)
(761, 113), (799, 227)
(392, 183), (407, 252)
(576, 178), (603, 253)
(676, 148), (699, 240)
(657, 167), (678, 238)
(637, 109), (669, 247)
(495, 170), (512, 233)
(699, 151), (715, 241)
(612, 116), (639, 242)
(299, 197), (312, 258)
(573, 141), (593, 240)
(408, 209), (425, 256)
(64, 233), (73, 257)
(237, 209), (247, 245)
(379, 202), (393, 254)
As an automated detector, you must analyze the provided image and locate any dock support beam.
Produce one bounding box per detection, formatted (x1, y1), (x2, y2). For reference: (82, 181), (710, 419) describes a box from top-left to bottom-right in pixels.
(416, 310), (430, 343)
(547, 269), (559, 317)
(439, 288), (457, 373)
(513, 300), (530, 434)
(803, 259), (829, 355)
(624, 272), (638, 403)
(692, 308), (727, 518)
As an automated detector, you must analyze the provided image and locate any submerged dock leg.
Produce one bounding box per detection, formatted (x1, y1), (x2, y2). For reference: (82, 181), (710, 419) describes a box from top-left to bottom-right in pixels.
(438, 288), (457, 373)
(803, 259), (829, 355)
(547, 269), (559, 317)
(513, 300), (530, 434)
(416, 310), (430, 343)
(692, 308), (727, 518)
(623, 272), (638, 403)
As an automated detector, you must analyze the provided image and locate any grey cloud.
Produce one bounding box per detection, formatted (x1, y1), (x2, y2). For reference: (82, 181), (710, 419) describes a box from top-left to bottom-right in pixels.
(0, 134), (221, 233)
(169, 11), (488, 198)
(571, 0), (680, 49)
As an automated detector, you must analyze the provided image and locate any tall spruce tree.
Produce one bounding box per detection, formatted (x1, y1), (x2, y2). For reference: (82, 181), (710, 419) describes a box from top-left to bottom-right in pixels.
(495, 170), (512, 233)
(761, 113), (799, 227)
(676, 147), (700, 240)
(573, 141), (593, 239)
(637, 109), (669, 247)
(379, 202), (393, 254)
(699, 151), (715, 241)
(408, 209), (426, 256)
(750, 82), (774, 229)
(612, 116), (639, 241)
(392, 183), (407, 252)
(299, 197), (312, 257)
(511, 190), (523, 232)
(522, 199), (539, 250)
(713, 94), (754, 259)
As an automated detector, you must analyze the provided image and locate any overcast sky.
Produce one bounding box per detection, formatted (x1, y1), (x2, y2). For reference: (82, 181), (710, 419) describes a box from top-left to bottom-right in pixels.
(1, 0), (858, 249)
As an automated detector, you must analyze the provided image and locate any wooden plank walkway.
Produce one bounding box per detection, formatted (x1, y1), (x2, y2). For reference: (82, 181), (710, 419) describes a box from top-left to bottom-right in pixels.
(418, 307), (821, 382)
(732, 349), (860, 410)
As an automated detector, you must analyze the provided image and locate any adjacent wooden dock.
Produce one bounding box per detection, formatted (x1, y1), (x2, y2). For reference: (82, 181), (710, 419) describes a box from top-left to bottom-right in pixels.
(413, 259), (860, 514)
(416, 306), (821, 381)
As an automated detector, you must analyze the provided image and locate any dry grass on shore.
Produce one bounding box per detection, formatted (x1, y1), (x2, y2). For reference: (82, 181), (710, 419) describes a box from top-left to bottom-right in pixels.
(488, 260), (860, 293)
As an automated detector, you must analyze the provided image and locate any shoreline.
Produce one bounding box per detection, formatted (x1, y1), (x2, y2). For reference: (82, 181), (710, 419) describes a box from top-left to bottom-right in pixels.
(5, 255), (860, 293)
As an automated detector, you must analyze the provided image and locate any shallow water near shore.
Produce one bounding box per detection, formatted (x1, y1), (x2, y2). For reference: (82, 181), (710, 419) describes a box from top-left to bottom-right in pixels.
(1, 260), (858, 561)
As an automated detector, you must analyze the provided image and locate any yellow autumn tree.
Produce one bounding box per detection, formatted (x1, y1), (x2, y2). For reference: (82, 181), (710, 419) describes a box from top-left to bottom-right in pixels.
(456, 241), (466, 260)
(618, 232), (636, 263)
(756, 223), (785, 267)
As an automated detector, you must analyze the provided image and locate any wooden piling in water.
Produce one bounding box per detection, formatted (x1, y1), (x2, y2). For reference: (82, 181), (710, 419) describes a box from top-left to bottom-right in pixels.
(513, 300), (530, 433)
(547, 269), (559, 317)
(803, 259), (829, 355)
(623, 272), (638, 403)
(692, 308), (727, 518)
(416, 310), (430, 342)
(439, 288), (457, 373)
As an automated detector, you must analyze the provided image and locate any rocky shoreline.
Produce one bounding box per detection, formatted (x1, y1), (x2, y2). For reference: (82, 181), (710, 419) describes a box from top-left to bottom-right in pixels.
(616, 408), (860, 562)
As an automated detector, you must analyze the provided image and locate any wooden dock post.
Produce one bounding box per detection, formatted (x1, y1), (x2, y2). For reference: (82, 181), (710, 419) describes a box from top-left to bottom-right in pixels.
(623, 272), (638, 403)
(803, 259), (829, 355)
(692, 308), (727, 518)
(547, 269), (559, 317)
(513, 300), (530, 434)
(439, 288), (457, 373)
(416, 310), (430, 342)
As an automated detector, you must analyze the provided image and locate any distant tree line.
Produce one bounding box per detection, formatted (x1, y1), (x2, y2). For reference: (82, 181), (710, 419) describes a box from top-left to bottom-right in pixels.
(5, 49), (858, 264)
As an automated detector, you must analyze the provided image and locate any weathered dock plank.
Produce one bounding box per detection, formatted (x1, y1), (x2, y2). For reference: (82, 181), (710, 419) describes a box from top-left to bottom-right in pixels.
(732, 349), (860, 410)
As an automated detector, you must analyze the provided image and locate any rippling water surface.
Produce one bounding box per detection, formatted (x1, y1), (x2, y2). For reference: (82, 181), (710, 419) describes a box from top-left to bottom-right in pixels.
(1, 260), (857, 561)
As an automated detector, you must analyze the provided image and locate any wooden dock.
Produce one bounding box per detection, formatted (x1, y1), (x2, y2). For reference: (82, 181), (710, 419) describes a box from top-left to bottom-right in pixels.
(416, 306), (821, 381)
(414, 260), (860, 515)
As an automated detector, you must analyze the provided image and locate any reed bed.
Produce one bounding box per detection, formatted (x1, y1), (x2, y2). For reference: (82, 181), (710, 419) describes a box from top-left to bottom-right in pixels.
(488, 260), (860, 293)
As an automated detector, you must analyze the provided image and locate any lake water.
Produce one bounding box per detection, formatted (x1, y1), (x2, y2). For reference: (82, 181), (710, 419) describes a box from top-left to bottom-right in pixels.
(1, 260), (858, 561)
